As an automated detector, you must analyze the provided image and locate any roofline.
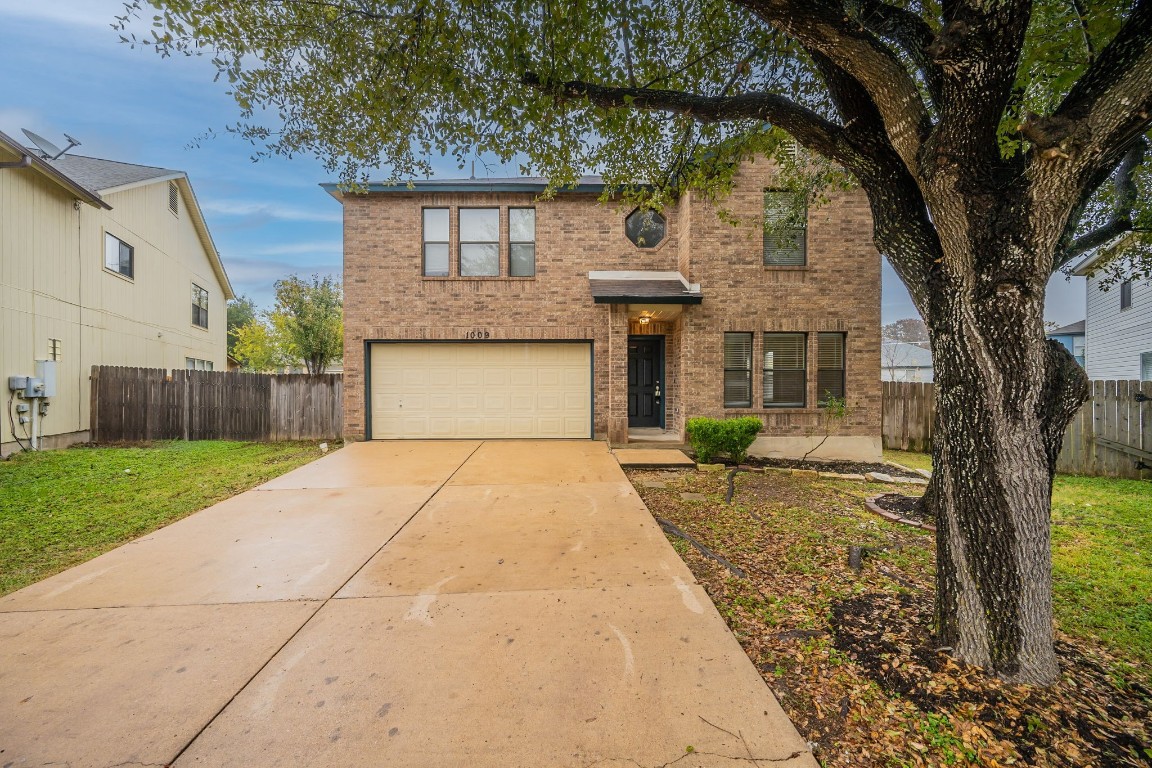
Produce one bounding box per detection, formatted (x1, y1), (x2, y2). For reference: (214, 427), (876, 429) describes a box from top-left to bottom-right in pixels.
(1070, 232), (1138, 276)
(0, 130), (111, 210)
(174, 176), (235, 300)
(98, 171), (185, 196)
(320, 178), (630, 201)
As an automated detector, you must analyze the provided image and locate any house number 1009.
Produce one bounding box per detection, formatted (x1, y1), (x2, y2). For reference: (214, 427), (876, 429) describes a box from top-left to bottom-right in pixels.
(464, 330), (491, 339)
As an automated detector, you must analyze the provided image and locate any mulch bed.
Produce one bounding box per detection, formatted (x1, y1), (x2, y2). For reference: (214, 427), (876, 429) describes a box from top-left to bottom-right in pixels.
(690, 452), (922, 480)
(871, 492), (935, 525)
(628, 467), (1152, 767)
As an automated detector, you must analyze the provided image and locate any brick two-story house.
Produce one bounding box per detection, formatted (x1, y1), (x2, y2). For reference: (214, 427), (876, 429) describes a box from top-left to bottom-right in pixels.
(326, 157), (882, 460)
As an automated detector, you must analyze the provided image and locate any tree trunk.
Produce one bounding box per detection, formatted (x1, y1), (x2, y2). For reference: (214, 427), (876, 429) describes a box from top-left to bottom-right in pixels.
(921, 264), (1089, 685)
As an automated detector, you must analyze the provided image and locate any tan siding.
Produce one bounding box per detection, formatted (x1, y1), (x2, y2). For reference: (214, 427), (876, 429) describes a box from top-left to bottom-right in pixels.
(1, 149), (228, 450)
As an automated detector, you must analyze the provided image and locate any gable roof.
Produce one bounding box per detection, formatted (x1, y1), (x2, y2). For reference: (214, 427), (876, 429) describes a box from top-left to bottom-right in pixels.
(1047, 320), (1085, 336)
(0, 132), (233, 300)
(0, 130), (109, 209)
(46, 154), (182, 195)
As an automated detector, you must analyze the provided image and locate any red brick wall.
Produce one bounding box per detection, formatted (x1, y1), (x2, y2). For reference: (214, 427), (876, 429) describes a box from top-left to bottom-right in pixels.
(340, 159), (881, 444)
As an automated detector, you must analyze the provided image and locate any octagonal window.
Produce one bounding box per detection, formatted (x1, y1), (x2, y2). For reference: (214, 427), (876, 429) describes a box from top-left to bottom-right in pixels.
(625, 208), (666, 248)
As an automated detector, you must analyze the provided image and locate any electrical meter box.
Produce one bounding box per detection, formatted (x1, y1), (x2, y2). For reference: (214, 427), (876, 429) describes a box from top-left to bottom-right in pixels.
(35, 360), (57, 398)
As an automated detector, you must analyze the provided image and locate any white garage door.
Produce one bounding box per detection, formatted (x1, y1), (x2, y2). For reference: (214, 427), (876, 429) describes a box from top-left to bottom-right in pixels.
(370, 342), (592, 439)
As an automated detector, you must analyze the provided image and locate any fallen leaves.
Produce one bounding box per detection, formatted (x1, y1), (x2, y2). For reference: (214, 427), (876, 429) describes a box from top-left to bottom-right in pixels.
(628, 468), (1152, 767)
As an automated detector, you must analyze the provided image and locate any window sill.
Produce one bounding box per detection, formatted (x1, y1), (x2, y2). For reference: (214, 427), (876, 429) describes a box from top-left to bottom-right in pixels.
(102, 267), (135, 284)
(762, 265), (808, 271)
(421, 275), (537, 281)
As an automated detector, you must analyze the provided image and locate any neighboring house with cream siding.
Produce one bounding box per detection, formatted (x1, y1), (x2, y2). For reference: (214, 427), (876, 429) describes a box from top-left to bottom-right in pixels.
(1073, 250), (1152, 381)
(1, 131), (233, 454)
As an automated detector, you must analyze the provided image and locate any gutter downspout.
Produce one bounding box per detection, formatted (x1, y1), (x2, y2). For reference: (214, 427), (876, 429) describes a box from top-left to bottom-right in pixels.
(0, 154), (33, 170)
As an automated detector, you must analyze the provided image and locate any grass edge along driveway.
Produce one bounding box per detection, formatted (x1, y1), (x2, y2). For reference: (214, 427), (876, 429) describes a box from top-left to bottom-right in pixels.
(0, 440), (334, 596)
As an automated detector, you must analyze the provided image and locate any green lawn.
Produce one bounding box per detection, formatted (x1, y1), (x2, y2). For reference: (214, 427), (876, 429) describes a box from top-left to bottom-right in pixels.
(884, 449), (1152, 665)
(0, 440), (332, 596)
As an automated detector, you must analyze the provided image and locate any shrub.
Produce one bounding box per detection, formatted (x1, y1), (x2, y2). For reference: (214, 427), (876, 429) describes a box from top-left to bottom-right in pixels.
(685, 416), (763, 463)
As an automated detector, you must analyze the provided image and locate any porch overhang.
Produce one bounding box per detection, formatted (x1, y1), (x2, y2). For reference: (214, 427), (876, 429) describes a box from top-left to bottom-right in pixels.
(588, 271), (703, 305)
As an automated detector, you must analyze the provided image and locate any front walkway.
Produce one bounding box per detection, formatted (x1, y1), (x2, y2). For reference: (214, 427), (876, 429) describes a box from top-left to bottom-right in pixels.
(0, 441), (815, 767)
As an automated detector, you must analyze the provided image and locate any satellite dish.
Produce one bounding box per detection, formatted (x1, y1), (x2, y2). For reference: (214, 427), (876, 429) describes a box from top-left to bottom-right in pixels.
(21, 129), (81, 160)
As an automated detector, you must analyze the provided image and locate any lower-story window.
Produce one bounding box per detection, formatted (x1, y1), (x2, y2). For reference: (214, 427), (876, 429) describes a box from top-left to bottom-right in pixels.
(723, 332), (753, 408)
(763, 333), (806, 407)
(186, 357), (214, 371)
(817, 332), (846, 403)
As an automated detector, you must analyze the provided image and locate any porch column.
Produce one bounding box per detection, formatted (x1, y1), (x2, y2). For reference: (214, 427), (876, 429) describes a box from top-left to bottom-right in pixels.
(607, 303), (629, 444)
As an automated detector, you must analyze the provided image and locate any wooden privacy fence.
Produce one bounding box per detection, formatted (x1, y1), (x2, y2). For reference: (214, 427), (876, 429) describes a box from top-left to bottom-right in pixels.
(883, 379), (1152, 479)
(881, 381), (935, 453)
(90, 366), (342, 442)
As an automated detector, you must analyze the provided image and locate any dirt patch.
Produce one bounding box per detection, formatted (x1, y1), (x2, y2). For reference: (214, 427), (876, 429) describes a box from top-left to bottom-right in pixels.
(871, 492), (935, 525)
(689, 452), (921, 480)
(628, 467), (1152, 767)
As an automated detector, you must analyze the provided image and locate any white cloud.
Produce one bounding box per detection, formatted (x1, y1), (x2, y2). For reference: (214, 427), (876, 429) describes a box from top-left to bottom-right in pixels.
(251, 241), (343, 257)
(0, 0), (128, 30)
(201, 199), (342, 223)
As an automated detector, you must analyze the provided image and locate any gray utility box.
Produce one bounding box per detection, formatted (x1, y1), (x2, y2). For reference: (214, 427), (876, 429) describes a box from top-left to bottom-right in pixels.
(35, 360), (57, 398)
(8, 376), (28, 393)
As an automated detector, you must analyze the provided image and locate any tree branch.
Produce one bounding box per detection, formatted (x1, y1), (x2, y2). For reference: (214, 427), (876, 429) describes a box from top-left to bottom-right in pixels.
(519, 71), (848, 163)
(1026, 0), (1152, 165)
(734, 0), (931, 174)
(855, 0), (943, 106)
(1054, 137), (1147, 272)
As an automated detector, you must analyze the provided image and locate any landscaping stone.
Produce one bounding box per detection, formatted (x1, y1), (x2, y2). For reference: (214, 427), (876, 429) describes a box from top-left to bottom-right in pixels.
(903, 478), (930, 486)
(697, 463), (726, 473)
(792, 468), (820, 478)
(916, 468), (933, 479)
(865, 472), (895, 483)
(839, 473), (866, 481)
(680, 492), (709, 501)
(641, 480), (667, 489)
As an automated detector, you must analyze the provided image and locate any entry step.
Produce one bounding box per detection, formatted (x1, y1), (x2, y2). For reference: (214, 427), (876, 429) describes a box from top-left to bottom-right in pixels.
(614, 449), (696, 468)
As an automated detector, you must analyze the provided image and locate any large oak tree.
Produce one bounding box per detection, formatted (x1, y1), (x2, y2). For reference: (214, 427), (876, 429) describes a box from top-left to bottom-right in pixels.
(122, 0), (1152, 684)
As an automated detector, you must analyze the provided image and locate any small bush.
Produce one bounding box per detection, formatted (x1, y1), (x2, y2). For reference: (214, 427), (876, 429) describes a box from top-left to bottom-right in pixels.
(685, 416), (763, 463)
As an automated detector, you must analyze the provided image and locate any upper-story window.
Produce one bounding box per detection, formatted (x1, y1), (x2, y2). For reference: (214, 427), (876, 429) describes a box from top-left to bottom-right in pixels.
(625, 208), (666, 248)
(104, 232), (134, 279)
(764, 190), (807, 266)
(1121, 280), (1133, 311)
(459, 208), (500, 276)
(509, 208), (536, 277)
(423, 208), (450, 277)
(192, 284), (209, 328)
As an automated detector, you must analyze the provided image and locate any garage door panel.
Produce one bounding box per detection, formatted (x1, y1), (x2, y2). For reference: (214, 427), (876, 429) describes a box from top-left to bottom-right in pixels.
(371, 343), (591, 439)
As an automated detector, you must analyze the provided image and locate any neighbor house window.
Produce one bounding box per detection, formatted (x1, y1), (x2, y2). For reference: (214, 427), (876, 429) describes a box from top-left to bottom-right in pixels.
(459, 208), (499, 276)
(104, 232), (134, 278)
(423, 208), (450, 276)
(723, 332), (753, 408)
(1121, 280), (1133, 310)
(1141, 352), (1152, 381)
(185, 357), (214, 371)
(763, 333), (806, 407)
(817, 332), (846, 403)
(625, 208), (667, 248)
(509, 207), (536, 276)
(763, 190), (807, 266)
(192, 284), (209, 328)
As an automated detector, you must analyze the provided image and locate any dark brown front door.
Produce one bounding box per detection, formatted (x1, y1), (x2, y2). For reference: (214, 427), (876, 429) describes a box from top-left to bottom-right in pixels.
(627, 336), (662, 428)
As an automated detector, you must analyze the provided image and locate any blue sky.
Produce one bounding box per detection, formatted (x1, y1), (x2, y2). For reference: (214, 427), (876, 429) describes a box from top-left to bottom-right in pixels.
(0, 0), (1086, 324)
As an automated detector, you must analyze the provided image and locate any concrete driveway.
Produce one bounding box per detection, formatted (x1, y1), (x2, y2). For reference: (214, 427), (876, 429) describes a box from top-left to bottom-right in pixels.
(0, 441), (816, 767)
